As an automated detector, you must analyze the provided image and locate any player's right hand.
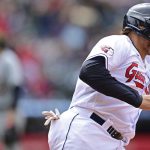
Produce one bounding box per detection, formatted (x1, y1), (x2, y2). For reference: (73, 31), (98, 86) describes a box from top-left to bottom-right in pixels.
(42, 108), (60, 126)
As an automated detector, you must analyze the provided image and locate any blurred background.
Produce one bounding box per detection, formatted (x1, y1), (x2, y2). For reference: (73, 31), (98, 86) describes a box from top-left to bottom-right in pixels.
(0, 0), (149, 150)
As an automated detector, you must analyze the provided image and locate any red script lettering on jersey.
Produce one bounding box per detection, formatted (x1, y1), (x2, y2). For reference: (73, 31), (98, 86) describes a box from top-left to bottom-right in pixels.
(125, 62), (149, 94)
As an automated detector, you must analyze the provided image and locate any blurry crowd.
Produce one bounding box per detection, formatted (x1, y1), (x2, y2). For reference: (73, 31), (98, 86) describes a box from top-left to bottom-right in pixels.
(0, 0), (144, 99)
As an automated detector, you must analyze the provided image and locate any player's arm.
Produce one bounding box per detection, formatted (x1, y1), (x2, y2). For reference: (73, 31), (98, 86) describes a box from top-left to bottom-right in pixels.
(79, 56), (143, 108)
(139, 95), (150, 110)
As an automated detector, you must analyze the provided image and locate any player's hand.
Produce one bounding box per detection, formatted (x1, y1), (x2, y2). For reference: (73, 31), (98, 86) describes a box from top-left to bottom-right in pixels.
(42, 108), (60, 126)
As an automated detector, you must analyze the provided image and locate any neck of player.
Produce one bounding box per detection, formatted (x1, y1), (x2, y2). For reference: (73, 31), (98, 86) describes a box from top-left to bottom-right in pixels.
(128, 32), (150, 60)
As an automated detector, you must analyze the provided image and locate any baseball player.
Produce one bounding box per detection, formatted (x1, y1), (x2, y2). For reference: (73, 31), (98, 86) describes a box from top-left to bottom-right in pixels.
(43, 3), (150, 150)
(0, 37), (24, 150)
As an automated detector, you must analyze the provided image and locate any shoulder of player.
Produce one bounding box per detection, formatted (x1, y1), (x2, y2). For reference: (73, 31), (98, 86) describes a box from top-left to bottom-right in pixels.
(2, 48), (20, 62)
(3, 48), (17, 57)
(88, 35), (132, 60)
(95, 35), (131, 52)
(100, 35), (130, 45)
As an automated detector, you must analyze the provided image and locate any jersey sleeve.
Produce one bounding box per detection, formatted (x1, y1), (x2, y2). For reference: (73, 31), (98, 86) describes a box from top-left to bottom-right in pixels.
(79, 56), (143, 108)
(87, 36), (129, 71)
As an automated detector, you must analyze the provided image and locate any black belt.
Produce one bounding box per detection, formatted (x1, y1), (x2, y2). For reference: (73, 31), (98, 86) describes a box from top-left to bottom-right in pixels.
(90, 113), (123, 140)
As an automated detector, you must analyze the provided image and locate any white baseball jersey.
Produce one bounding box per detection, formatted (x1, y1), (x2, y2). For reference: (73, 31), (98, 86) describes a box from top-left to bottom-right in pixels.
(70, 35), (150, 142)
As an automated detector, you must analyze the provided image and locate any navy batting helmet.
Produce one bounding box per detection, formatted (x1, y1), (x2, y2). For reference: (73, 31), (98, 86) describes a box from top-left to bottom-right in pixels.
(123, 3), (150, 40)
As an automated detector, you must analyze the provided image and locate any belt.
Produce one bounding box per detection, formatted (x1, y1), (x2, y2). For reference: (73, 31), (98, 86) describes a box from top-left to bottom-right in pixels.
(90, 113), (123, 140)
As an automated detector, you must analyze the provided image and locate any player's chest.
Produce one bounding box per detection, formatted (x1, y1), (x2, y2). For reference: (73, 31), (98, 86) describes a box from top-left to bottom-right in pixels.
(114, 57), (150, 94)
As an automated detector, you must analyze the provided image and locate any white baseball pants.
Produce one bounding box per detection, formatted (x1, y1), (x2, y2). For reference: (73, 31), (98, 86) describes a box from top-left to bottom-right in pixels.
(48, 107), (126, 150)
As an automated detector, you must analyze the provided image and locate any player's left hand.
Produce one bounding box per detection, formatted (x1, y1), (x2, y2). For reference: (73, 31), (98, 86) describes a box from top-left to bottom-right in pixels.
(42, 108), (60, 126)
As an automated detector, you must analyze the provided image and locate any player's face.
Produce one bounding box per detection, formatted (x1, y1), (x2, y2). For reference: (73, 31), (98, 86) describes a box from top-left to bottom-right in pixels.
(129, 32), (150, 58)
(140, 37), (150, 55)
